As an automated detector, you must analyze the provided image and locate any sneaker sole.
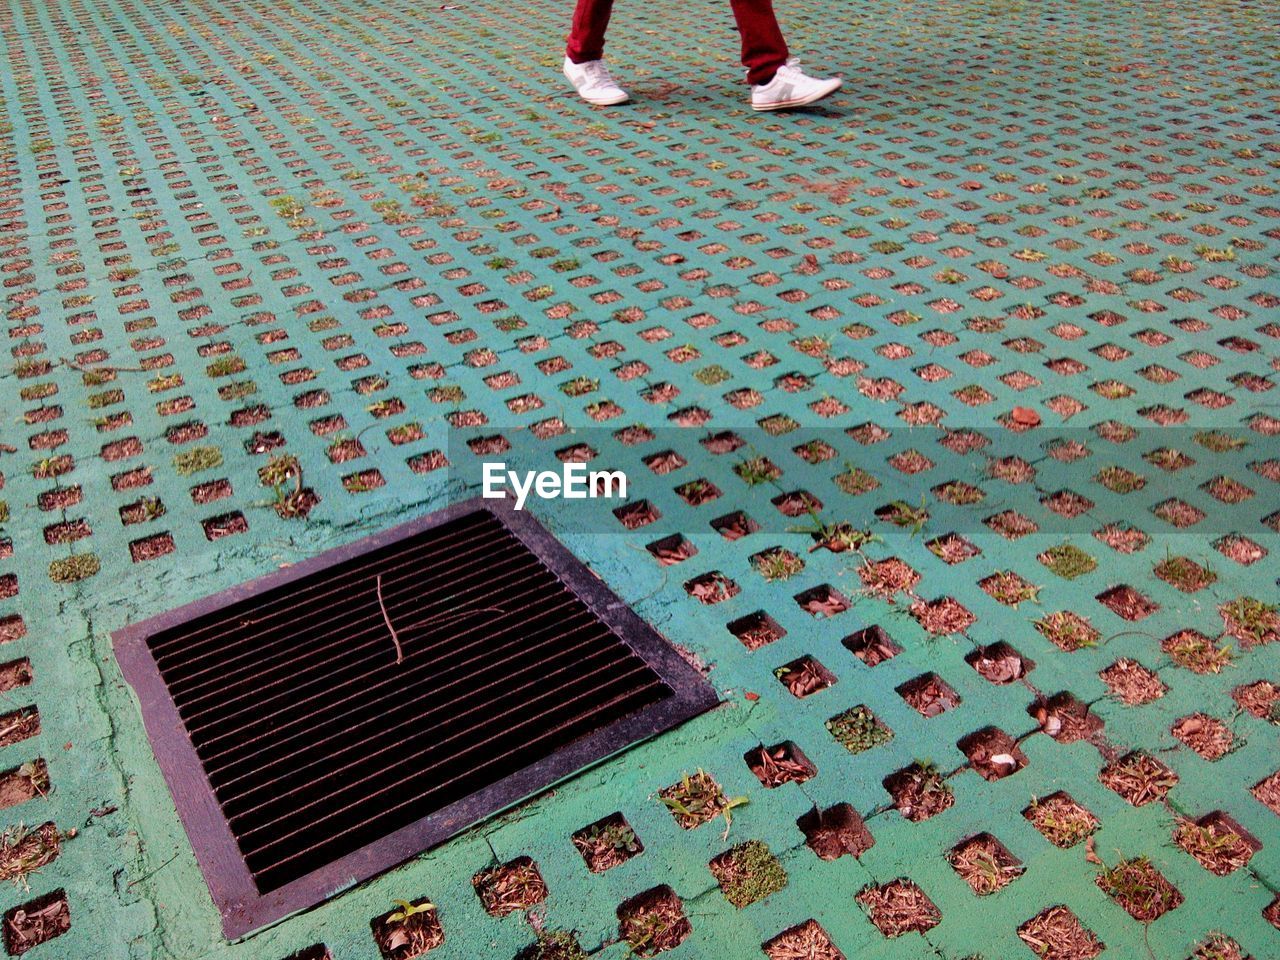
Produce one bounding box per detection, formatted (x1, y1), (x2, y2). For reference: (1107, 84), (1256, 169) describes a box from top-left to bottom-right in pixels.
(752, 78), (842, 111)
(580, 92), (630, 106)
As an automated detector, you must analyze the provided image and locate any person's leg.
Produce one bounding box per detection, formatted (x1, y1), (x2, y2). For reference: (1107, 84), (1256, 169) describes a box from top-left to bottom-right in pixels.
(727, 0), (789, 86)
(566, 0), (615, 64)
(732, 0), (840, 110)
(564, 0), (629, 105)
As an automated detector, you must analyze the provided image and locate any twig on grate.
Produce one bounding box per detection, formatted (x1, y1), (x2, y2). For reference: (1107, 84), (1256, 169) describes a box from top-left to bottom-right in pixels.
(375, 582), (507, 666)
(376, 574), (405, 664)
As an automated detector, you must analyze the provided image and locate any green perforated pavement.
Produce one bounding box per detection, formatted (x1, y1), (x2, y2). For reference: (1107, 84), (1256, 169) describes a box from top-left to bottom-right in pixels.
(1, 0), (1279, 957)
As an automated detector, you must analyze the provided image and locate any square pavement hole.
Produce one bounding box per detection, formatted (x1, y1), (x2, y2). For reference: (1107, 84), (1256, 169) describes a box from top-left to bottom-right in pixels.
(0, 618), (27, 646)
(1173, 713), (1235, 760)
(958, 727), (1028, 781)
(842, 626), (900, 666)
(129, 532), (175, 562)
(798, 803), (874, 861)
(710, 510), (759, 540)
(775, 655), (835, 698)
(1252, 770), (1280, 815)
(1174, 811), (1260, 875)
(927, 532), (980, 564)
(473, 856), (547, 917)
(3, 889), (70, 956)
(514, 932), (589, 960)
(1186, 935), (1250, 960)
(827, 705), (893, 754)
(617, 886), (691, 956)
(701, 431), (745, 455)
(772, 490), (821, 517)
(1099, 658), (1167, 704)
(897, 673), (961, 717)
(883, 763), (954, 822)
(113, 499), (717, 936)
(751, 546), (805, 581)
(763, 919), (845, 960)
(642, 449), (685, 474)
(0, 706), (39, 749)
(614, 499), (660, 529)
(1023, 792), (1099, 848)
(573, 812), (643, 873)
(1264, 895), (1280, 931)
(659, 771), (729, 830)
(675, 479), (720, 506)
(709, 840), (788, 909)
(371, 898), (442, 959)
(856, 879), (941, 938)
(685, 571), (740, 604)
(1029, 692), (1104, 743)
(0, 760), (49, 812)
(746, 741), (816, 788)
(966, 642), (1033, 684)
(1096, 857), (1183, 922)
(1096, 584), (1159, 620)
(645, 534), (696, 565)
(202, 511), (248, 541)
(1017, 905), (1103, 959)
(794, 584), (850, 618)
(1100, 752), (1178, 806)
(947, 833), (1023, 894)
(0, 658), (32, 694)
(728, 611), (785, 651)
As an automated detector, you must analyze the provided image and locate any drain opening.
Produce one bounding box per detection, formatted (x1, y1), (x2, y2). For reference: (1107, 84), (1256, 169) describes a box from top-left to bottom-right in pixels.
(115, 498), (717, 937)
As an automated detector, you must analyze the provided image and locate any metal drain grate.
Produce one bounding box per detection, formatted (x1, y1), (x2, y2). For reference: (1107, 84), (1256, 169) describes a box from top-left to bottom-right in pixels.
(114, 499), (718, 937)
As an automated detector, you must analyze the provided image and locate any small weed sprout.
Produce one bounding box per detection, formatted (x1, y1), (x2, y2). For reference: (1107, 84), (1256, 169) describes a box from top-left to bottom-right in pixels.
(881, 496), (929, 536)
(386, 898), (435, 924)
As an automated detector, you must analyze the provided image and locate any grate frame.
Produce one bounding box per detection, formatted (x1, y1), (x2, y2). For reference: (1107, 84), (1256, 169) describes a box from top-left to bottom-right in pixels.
(114, 496), (718, 939)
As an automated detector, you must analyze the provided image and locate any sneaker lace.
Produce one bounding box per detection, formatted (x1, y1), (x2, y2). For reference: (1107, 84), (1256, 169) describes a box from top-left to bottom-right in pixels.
(777, 57), (803, 78)
(583, 61), (615, 86)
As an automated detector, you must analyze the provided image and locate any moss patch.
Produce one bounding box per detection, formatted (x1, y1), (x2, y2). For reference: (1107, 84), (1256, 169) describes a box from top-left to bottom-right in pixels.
(49, 553), (100, 583)
(1037, 543), (1096, 579)
(709, 840), (787, 908)
(173, 445), (224, 476)
(827, 706), (893, 753)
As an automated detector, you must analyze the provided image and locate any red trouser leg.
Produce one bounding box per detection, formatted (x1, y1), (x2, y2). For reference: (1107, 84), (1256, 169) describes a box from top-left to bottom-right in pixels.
(566, 0), (614, 63)
(566, 0), (788, 84)
(729, 0), (789, 85)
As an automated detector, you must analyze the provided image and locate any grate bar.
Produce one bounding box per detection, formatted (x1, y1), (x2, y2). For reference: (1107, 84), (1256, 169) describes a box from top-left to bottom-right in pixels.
(251, 675), (664, 888)
(163, 546), (539, 694)
(208, 614), (616, 791)
(150, 509), (502, 662)
(161, 520), (537, 691)
(244, 663), (663, 884)
(227, 638), (647, 827)
(180, 565), (567, 733)
(202, 603), (599, 778)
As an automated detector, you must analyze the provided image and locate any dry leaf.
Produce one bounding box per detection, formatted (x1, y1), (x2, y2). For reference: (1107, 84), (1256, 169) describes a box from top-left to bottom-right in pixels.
(1011, 406), (1041, 426)
(1084, 836), (1103, 866)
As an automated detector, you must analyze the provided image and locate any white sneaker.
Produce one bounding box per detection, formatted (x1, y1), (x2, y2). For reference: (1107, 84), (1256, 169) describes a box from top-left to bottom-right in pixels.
(751, 58), (842, 111)
(563, 56), (630, 106)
